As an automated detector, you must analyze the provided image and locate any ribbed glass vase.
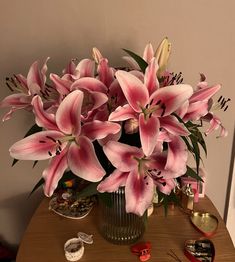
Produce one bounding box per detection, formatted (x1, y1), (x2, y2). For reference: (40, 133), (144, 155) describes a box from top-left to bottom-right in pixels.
(98, 187), (146, 245)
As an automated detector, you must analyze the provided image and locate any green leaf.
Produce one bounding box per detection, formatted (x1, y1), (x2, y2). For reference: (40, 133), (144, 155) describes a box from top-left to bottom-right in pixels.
(32, 160), (38, 168)
(76, 182), (99, 198)
(24, 124), (42, 138)
(156, 190), (169, 216)
(195, 129), (207, 156)
(58, 170), (77, 183)
(28, 177), (44, 198)
(181, 136), (194, 152)
(186, 166), (204, 182)
(122, 49), (148, 73)
(157, 190), (181, 216)
(189, 134), (200, 174)
(11, 158), (19, 167)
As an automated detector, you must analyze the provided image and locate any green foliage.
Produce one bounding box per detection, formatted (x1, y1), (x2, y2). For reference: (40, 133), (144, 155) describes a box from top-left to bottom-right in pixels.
(173, 113), (207, 176)
(122, 49), (148, 73)
(76, 181), (99, 198)
(185, 166), (204, 182)
(28, 177), (44, 198)
(32, 160), (38, 168)
(157, 190), (181, 216)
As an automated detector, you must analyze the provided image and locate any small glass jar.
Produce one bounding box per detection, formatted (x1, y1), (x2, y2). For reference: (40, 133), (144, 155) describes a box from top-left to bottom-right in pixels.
(98, 187), (146, 245)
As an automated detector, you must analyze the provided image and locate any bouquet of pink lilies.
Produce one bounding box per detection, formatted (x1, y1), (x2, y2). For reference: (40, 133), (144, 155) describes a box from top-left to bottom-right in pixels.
(0, 38), (228, 216)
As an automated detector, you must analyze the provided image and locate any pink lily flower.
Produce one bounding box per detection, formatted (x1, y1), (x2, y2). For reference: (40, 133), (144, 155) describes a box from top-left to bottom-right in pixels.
(98, 136), (188, 216)
(203, 113), (228, 137)
(110, 68), (193, 156)
(0, 58), (50, 121)
(62, 58), (95, 81)
(9, 90), (121, 197)
(179, 83), (221, 122)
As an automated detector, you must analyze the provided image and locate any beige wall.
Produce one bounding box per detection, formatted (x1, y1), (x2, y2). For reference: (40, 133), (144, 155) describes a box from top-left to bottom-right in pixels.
(0, 0), (234, 246)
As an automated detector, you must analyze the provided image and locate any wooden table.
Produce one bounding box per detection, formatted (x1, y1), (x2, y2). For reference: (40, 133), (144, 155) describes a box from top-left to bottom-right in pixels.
(16, 196), (235, 261)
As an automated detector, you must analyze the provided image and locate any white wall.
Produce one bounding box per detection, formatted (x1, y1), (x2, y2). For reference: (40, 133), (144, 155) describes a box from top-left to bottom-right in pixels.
(0, 0), (234, 246)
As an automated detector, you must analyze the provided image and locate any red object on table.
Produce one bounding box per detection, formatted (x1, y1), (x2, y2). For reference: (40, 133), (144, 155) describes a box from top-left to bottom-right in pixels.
(131, 241), (151, 261)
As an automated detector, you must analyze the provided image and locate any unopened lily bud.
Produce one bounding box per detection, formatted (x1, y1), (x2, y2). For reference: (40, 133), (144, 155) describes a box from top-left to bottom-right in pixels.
(155, 37), (171, 77)
(124, 118), (139, 134)
(92, 47), (103, 64)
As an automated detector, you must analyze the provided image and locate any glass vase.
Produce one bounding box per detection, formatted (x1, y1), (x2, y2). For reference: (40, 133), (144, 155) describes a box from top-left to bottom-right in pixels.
(98, 187), (146, 245)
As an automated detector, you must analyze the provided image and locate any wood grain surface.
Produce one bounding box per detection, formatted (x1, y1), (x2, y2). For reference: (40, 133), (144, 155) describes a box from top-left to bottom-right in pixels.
(16, 196), (235, 262)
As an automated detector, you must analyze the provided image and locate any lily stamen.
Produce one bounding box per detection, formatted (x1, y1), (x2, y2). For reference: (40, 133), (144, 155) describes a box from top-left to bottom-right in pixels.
(6, 82), (14, 92)
(213, 96), (230, 111)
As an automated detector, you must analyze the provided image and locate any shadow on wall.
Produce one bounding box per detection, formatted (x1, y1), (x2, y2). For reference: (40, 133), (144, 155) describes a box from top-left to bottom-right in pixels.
(0, 189), (43, 249)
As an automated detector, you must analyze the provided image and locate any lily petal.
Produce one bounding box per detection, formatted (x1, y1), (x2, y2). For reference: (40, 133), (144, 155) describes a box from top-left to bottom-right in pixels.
(150, 84), (193, 117)
(32, 96), (57, 130)
(148, 151), (167, 170)
(144, 58), (159, 95)
(41, 57), (50, 85)
(115, 70), (149, 112)
(43, 147), (68, 197)
(15, 74), (28, 92)
(97, 58), (114, 87)
(71, 77), (107, 93)
(219, 125), (228, 138)
(125, 168), (154, 216)
(9, 130), (66, 160)
(139, 114), (160, 156)
(190, 84), (221, 103)
(97, 169), (129, 192)
(50, 73), (71, 95)
(103, 141), (143, 172)
(159, 115), (190, 136)
(81, 120), (121, 141)
(0, 94), (32, 108)
(122, 56), (140, 70)
(143, 43), (154, 63)
(56, 90), (83, 136)
(205, 114), (220, 135)
(83, 90), (108, 113)
(92, 47), (103, 64)
(27, 61), (43, 95)
(98, 129), (122, 146)
(129, 70), (145, 82)
(183, 100), (209, 122)
(109, 104), (137, 122)
(155, 178), (175, 195)
(1, 106), (28, 121)
(165, 136), (188, 174)
(63, 60), (76, 75)
(68, 137), (105, 182)
(109, 79), (126, 107)
(76, 59), (95, 78)
(175, 100), (189, 118)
